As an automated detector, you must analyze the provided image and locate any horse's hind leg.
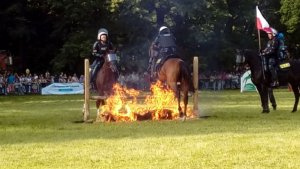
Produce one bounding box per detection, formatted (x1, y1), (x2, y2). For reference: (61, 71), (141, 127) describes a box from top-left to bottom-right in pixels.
(268, 88), (277, 110)
(176, 82), (184, 117)
(291, 84), (299, 112)
(182, 90), (188, 118)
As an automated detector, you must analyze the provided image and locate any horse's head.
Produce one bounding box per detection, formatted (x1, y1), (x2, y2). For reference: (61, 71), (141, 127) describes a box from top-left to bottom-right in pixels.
(235, 48), (265, 78)
(104, 50), (118, 73)
(96, 50), (119, 96)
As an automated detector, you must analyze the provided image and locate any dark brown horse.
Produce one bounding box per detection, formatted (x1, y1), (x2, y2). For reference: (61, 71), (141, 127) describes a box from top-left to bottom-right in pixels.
(236, 49), (300, 113)
(149, 49), (194, 118)
(95, 51), (119, 109)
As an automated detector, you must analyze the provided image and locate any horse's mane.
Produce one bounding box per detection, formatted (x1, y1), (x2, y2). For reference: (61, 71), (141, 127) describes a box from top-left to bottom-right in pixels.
(243, 49), (259, 56)
(241, 49), (260, 62)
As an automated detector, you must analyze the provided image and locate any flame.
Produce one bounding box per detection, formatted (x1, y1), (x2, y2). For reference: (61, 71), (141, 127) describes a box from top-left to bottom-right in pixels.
(97, 81), (194, 122)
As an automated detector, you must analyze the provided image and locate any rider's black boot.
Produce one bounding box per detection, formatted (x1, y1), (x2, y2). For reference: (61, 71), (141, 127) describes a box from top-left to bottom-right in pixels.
(270, 68), (279, 87)
(90, 67), (97, 90)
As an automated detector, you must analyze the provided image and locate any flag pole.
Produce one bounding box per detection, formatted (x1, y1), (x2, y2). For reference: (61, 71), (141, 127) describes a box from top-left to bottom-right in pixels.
(258, 29), (261, 51)
(256, 6), (265, 80)
(256, 6), (261, 51)
(258, 29), (265, 80)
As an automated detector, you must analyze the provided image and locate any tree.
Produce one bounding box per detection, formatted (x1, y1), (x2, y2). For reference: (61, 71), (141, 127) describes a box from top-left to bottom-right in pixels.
(0, 0), (288, 74)
(281, 0), (300, 55)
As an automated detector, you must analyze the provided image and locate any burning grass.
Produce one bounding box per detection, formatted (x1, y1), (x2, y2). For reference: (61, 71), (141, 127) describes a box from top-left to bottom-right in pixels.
(97, 81), (195, 122)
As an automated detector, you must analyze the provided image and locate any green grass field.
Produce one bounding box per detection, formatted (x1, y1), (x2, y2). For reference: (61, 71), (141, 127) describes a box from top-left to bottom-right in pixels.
(1, 90), (300, 169)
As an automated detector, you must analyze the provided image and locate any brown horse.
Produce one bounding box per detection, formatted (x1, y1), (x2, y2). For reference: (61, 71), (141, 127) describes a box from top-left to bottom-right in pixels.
(151, 53), (194, 118)
(95, 51), (119, 109)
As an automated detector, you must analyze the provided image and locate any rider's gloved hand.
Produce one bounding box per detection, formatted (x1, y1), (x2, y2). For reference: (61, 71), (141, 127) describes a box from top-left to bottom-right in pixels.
(259, 49), (263, 55)
(260, 51), (266, 56)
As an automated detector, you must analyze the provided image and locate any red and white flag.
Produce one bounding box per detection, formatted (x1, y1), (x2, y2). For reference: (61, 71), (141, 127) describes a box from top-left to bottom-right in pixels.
(256, 6), (271, 32)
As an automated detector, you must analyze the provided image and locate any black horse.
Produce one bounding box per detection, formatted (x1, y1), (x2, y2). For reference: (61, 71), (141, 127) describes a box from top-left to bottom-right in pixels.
(236, 49), (300, 113)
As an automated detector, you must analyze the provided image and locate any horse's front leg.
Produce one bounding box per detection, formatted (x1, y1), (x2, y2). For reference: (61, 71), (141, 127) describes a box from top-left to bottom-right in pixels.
(256, 85), (270, 113)
(268, 88), (277, 110)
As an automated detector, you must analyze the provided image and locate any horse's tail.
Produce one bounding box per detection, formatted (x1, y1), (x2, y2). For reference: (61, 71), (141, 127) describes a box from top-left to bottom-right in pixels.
(179, 61), (195, 93)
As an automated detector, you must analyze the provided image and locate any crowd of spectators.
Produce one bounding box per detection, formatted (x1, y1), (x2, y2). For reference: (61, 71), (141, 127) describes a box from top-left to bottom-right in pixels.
(118, 71), (242, 91)
(0, 70), (84, 95)
(118, 72), (150, 91)
(0, 69), (243, 95)
(199, 71), (242, 91)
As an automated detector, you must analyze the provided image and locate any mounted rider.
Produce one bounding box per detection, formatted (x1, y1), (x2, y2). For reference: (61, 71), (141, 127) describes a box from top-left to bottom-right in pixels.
(90, 28), (114, 87)
(261, 28), (279, 87)
(148, 26), (177, 80)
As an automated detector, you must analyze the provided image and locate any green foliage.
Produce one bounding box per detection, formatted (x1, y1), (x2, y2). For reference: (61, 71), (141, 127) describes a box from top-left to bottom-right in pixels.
(0, 0), (295, 73)
(280, 0), (300, 48)
(51, 32), (92, 73)
(281, 0), (300, 33)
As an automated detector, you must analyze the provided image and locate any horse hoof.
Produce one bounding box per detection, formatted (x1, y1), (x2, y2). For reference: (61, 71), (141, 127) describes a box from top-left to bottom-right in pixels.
(179, 112), (184, 118)
(272, 105), (277, 110)
(291, 109), (296, 113)
(180, 116), (186, 121)
(262, 110), (270, 113)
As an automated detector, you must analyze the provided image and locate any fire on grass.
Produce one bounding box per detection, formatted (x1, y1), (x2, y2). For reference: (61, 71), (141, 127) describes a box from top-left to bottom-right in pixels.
(96, 81), (195, 122)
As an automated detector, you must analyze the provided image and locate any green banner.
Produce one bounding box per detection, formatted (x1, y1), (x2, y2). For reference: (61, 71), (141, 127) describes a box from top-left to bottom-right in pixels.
(240, 70), (257, 92)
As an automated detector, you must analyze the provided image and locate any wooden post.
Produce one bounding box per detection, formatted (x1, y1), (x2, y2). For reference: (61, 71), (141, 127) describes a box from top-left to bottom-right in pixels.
(84, 59), (90, 121)
(193, 57), (199, 116)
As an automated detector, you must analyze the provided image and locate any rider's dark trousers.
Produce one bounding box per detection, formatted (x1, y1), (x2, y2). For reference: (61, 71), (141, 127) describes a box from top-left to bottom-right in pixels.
(90, 58), (104, 85)
(263, 56), (278, 82)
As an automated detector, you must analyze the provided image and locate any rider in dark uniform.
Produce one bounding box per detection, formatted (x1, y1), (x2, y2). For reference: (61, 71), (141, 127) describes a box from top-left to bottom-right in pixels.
(261, 28), (279, 87)
(90, 28), (114, 87)
(148, 26), (177, 80)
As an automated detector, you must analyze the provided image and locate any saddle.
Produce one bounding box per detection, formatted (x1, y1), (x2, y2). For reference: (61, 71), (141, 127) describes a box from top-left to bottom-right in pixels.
(278, 48), (290, 71)
(278, 60), (291, 71)
(150, 53), (179, 81)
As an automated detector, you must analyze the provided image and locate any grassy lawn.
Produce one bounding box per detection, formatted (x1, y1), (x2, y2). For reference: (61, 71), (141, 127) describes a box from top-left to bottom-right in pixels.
(0, 89), (300, 169)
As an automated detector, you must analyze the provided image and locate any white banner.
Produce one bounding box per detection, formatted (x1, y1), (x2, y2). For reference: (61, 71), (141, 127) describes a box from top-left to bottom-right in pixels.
(240, 70), (257, 92)
(41, 83), (84, 95)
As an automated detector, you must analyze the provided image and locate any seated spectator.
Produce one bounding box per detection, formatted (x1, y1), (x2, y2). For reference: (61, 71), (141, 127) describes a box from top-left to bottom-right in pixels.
(67, 75), (73, 83)
(38, 74), (48, 87)
(79, 75), (84, 83)
(7, 73), (15, 93)
(59, 72), (66, 83)
(0, 74), (7, 95)
(31, 74), (39, 93)
(14, 73), (25, 95)
(71, 73), (79, 82)
(24, 74), (32, 93)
